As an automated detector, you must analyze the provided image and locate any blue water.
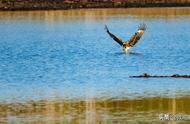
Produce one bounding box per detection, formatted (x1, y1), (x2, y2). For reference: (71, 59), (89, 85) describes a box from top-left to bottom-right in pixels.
(0, 8), (190, 103)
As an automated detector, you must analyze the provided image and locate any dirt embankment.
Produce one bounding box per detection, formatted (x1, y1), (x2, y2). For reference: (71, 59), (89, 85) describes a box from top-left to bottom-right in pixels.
(0, 0), (190, 11)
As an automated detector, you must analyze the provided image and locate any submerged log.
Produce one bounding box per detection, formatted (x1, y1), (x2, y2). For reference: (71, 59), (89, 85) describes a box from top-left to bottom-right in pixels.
(130, 73), (190, 78)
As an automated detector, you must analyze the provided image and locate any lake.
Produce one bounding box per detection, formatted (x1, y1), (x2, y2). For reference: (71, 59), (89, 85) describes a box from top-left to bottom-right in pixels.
(0, 8), (190, 124)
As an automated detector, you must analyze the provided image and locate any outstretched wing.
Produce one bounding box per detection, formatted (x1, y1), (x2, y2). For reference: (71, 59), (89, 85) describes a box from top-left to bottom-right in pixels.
(105, 25), (124, 46)
(127, 24), (146, 47)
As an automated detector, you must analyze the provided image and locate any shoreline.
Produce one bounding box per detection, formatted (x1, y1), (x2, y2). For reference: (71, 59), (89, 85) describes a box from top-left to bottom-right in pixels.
(1, 96), (190, 123)
(1, 96), (190, 111)
(0, 6), (190, 12)
(1, 6), (190, 12)
(0, 0), (190, 11)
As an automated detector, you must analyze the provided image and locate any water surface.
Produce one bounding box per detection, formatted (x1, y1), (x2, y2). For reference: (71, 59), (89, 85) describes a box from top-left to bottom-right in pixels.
(0, 8), (190, 124)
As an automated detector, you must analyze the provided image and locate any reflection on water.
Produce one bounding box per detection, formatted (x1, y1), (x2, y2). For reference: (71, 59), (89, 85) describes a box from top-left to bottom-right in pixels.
(0, 8), (190, 22)
(0, 97), (190, 124)
(0, 8), (190, 123)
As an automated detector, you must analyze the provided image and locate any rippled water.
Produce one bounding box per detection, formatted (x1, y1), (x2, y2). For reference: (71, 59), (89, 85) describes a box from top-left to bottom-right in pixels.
(0, 8), (190, 124)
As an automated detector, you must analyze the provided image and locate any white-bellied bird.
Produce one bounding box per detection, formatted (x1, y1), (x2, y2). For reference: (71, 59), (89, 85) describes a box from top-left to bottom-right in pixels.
(105, 24), (146, 53)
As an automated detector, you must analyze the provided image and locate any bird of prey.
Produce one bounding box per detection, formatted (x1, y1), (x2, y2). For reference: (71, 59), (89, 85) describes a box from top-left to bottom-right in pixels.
(105, 24), (146, 53)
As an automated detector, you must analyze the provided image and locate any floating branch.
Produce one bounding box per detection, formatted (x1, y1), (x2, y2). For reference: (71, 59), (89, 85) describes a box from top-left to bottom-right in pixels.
(130, 73), (190, 78)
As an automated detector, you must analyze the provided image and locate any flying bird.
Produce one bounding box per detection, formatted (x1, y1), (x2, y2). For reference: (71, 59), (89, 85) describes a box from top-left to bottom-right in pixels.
(105, 24), (146, 53)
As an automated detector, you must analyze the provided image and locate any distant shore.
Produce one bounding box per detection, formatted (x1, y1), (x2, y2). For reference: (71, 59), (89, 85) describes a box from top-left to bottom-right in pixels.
(0, 0), (190, 11)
